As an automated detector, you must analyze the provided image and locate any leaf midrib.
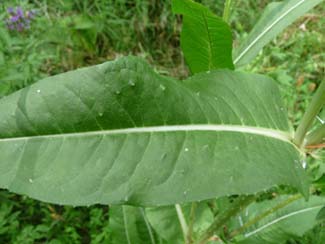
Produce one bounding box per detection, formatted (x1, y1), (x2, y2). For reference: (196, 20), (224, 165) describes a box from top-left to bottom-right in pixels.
(0, 124), (293, 143)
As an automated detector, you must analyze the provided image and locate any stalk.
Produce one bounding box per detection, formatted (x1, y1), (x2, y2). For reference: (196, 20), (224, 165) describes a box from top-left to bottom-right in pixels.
(175, 204), (188, 242)
(187, 202), (198, 244)
(294, 80), (325, 147)
(229, 194), (302, 238)
(223, 0), (233, 23)
(196, 195), (255, 244)
(306, 124), (325, 147)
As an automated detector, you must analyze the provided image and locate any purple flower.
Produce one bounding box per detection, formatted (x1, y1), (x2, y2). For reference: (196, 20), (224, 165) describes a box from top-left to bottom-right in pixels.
(4, 6), (37, 32)
(16, 7), (24, 17)
(10, 15), (20, 22)
(7, 7), (14, 14)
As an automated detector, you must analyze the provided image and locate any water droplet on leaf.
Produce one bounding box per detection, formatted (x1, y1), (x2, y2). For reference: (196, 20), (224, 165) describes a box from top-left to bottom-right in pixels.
(302, 160), (307, 169)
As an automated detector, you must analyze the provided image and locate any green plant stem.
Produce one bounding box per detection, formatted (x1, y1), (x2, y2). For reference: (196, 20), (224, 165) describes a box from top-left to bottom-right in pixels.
(306, 124), (325, 146)
(196, 195), (255, 244)
(175, 204), (188, 242)
(223, 0), (233, 23)
(294, 80), (325, 147)
(229, 194), (302, 239)
(140, 208), (157, 244)
(187, 202), (198, 244)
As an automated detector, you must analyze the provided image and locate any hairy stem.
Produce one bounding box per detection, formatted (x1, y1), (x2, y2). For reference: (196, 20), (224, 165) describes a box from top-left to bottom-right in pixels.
(229, 194), (302, 238)
(306, 124), (325, 146)
(294, 80), (325, 147)
(187, 202), (198, 244)
(196, 195), (255, 244)
(223, 0), (233, 23)
(175, 204), (188, 242)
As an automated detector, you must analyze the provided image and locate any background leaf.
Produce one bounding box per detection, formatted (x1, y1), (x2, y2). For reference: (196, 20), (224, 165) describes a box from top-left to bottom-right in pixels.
(145, 203), (213, 243)
(233, 0), (324, 67)
(172, 0), (234, 73)
(0, 56), (308, 206)
(109, 206), (156, 244)
(233, 195), (325, 244)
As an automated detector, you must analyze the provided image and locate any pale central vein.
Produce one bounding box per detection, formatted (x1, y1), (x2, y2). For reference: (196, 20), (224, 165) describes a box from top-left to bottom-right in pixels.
(0, 125), (293, 142)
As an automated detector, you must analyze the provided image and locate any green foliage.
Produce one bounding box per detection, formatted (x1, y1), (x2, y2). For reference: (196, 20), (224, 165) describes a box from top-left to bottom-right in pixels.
(0, 0), (324, 243)
(0, 192), (111, 243)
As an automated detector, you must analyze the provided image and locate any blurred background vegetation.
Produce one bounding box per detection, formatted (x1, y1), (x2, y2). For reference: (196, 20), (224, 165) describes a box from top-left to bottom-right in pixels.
(0, 0), (324, 243)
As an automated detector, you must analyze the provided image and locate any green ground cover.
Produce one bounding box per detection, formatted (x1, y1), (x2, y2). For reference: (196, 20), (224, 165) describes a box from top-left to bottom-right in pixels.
(0, 0), (324, 243)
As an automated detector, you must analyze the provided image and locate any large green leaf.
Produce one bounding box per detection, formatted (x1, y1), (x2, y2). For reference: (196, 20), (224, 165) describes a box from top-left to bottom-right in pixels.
(234, 0), (324, 67)
(234, 195), (325, 244)
(109, 206), (157, 244)
(172, 0), (234, 73)
(0, 56), (308, 206)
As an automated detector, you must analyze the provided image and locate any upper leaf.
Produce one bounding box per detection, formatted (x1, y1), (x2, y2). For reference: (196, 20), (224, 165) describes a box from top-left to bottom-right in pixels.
(0, 56), (308, 206)
(233, 0), (324, 67)
(172, 0), (234, 73)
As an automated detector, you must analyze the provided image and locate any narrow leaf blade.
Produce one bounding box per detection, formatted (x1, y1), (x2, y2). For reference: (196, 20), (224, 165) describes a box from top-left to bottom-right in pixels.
(234, 0), (324, 67)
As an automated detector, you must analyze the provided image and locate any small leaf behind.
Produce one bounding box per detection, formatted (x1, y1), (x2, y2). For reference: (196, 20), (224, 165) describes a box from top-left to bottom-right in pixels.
(173, 0), (234, 73)
(109, 206), (157, 244)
